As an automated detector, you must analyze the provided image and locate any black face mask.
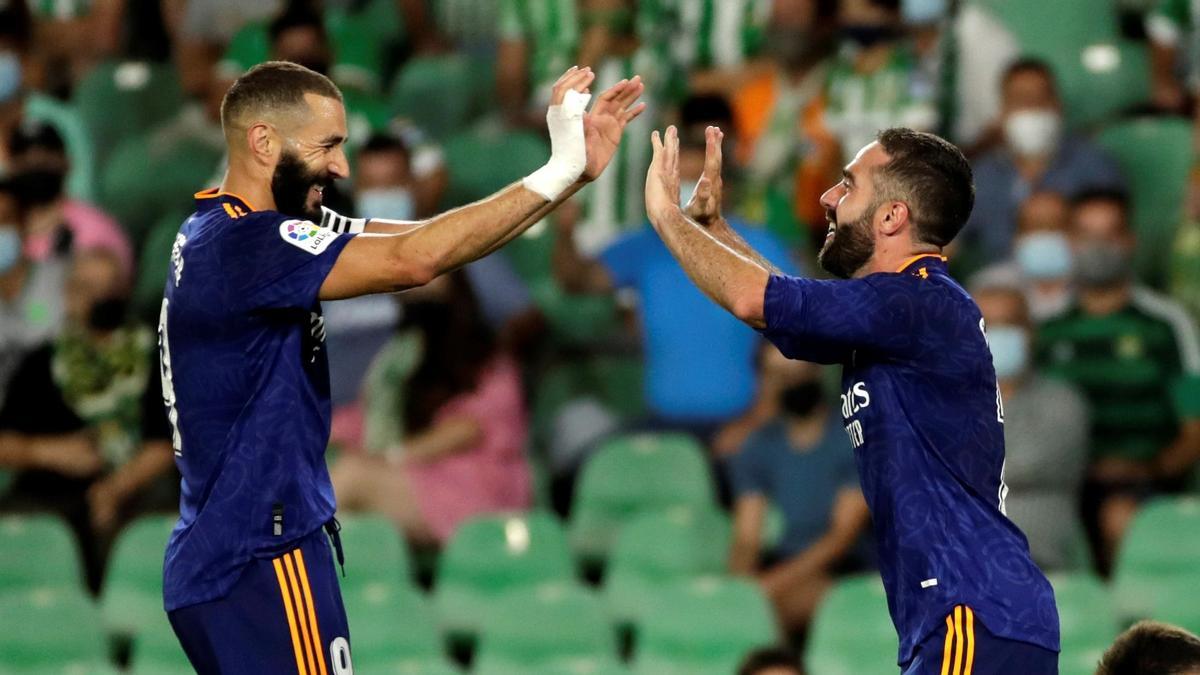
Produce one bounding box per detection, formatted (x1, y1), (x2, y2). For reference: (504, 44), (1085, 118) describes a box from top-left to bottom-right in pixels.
(88, 297), (128, 332)
(781, 381), (825, 418)
(841, 23), (899, 49)
(271, 149), (330, 222)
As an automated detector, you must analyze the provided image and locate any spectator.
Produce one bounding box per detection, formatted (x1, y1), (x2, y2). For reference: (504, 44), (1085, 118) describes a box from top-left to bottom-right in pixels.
(497, 0), (583, 119)
(725, 348), (870, 634)
(1146, 0), (1200, 114)
(731, 0), (841, 244)
(821, 0), (938, 164)
(972, 280), (1090, 571)
(960, 58), (1126, 268)
(0, 248), (174, 591)
(9, 125), (133, 277)
(331, 271), (531, 545)
(553, 95), (799, 440)
(1036, 189), (1200, 574)
(970, 190), (1075, 323)
(1096, 620), (1200, 675)
(171, 0), (283, 96)
(0, 172), (68, 408)
(736, 646), (804, 675)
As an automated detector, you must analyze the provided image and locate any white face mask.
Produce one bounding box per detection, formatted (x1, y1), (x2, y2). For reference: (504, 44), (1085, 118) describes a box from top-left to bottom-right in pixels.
(1004, 109), (1062, 158)
(356, 187), (415, 222)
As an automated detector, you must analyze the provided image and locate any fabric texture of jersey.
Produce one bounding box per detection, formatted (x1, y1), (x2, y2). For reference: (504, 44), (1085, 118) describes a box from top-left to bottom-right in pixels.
(901, 605), (1058, 675)
(160, 189), (354, 611)
(759, 254), (1059, 664)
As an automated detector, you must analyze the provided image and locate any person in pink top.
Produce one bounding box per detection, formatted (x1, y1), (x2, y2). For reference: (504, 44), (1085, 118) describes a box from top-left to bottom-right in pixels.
(331, 271), (532, 544)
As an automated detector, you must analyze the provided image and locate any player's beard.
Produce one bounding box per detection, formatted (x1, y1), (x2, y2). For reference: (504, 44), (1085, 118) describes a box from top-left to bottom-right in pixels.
(818, 204), (876, 279)
(272, 150), (329, 221)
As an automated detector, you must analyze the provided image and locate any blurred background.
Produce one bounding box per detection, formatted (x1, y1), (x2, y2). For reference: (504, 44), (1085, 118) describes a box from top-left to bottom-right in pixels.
(1, 0), (1200, 673)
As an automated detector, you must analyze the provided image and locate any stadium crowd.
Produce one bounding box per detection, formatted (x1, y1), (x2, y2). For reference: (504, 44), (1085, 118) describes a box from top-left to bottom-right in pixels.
(1, 0), (1200, 673)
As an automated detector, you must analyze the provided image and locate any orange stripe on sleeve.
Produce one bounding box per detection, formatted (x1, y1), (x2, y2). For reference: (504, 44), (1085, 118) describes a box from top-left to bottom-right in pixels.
(940, 614), (955, 675)
(272, 558), (308, 675)
(964, 607), (976, 675)
(294, 548), (329, 675)
(952, 606), (965, 675)
(284, 553), (318, 675)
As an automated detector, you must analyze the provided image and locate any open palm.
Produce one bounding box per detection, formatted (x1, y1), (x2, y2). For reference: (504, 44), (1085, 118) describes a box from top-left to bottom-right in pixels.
(581, 76), (647, 181)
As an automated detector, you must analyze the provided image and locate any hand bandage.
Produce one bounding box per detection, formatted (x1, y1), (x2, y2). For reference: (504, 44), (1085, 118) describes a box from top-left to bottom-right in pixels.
(320, 206), (367, 234)
(523, 89), (590, 201)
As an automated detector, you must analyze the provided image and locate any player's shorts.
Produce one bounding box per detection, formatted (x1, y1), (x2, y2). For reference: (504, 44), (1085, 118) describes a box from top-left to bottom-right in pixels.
(900, 605), (1058, 675)
(168, 523), (352, 675)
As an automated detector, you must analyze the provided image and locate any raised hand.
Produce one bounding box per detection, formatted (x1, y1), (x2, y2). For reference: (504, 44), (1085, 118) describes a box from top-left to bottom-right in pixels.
(645, 125), (681, 224)
(581, 75), (647, 181)
(684, 126), (725, 226)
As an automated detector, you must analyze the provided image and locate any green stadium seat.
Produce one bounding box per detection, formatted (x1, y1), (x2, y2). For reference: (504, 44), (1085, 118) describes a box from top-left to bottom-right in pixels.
(569, 433), (715, 565)
(806, 574), (898, 675)
(0, 514), (85, 592)
(336, 513), (414, 590)
(972, 0), (1118, 55)
(474, 583), (617, 671)
(1096, 117), (1194, 288)
(74, 60), (185, 169)
(1113, 497), (1200, 633)
(344, 581), (444, 670)
(362, 660), (464, 674)
(632, 576), (777, 675)
(604, 508), (731, 625)
(131, 211), (189, 323)
(476, 658), (629, 675)
(0, 587), (108, 670)
(1054, 41), (1151, 130)
(1050, 573), (1118, 675)
(129, 610), (193, 675)
(441, 126), (549, 208)
(101, 514), (176, 636)
(434, 511), (575, 638)
(327, 0), (404, 95)
(389, 55), (479, 141)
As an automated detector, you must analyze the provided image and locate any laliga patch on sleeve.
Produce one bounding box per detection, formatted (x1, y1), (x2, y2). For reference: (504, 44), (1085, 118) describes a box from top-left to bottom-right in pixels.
(279, 219), (340, 255)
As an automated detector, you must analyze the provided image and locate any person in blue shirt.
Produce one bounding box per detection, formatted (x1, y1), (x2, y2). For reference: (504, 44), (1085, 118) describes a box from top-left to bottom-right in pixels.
(160, 61), (645, 673)
(644, 124), (1059, 673)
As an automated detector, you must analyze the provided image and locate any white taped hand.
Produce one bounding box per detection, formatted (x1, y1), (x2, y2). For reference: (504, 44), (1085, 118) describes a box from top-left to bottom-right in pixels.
(523, 89), (591, 201)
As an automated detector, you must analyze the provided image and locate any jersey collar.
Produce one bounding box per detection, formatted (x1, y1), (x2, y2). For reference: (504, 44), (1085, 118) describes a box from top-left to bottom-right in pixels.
(194, 188), (259, 217)
(896, 253), (948, 277)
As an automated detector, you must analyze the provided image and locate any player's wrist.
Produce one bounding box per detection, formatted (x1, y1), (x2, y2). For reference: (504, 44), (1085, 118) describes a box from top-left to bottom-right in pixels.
(524, 89), (590, 201)
(319, 206), (367, 234)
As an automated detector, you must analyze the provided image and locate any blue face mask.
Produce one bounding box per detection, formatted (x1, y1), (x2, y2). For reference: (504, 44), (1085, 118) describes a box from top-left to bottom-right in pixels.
(0, 225), (21, 274)
(903, 0), (946, 25)
(0, 51), (21, 103)
(988, 325), (1029, 380)
(1015, 231), (1072, 280)
(357, 187), (414, 222)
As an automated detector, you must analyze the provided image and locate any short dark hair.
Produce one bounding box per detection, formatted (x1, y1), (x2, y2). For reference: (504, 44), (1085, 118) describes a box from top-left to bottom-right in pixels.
(737, 646), (802, 675)
(360, 132), (410, 159)
(874, 128), (975, 248)
(1071, 187), (1130, 215)
(680, 94), (735, 148)
(268, 4), (328, 46)
(1097, 621), (1200, 675)
(220, 61), (342, 134)
(1002, 56), (1059, 96)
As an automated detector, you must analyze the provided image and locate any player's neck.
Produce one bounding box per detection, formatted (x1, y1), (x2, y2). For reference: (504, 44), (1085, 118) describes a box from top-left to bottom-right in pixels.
(219, 163), (277, 214)
(856, 246), (942, 278)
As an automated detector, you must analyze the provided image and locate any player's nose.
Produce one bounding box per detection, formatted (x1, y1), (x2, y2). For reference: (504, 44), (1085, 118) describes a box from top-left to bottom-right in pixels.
(820, 183), (843, 211)
(328, 147), (350, 180)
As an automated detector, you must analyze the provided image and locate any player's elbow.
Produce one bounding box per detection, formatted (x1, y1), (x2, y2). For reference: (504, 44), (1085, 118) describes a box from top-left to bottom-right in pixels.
(730, 289), (766, 328)
(385, 237), (439, 289)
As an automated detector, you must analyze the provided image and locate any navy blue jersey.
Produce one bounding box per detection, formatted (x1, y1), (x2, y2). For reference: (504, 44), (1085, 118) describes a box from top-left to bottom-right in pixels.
(159, 189), (355, 611)
(760, 254), (1059, 664)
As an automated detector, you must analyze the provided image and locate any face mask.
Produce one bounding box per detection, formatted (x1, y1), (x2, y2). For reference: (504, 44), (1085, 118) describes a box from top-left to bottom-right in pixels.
(1027, 286), (1072, 322)
(1004, 109), (1062, 158)
(0, 51), (20, 103)
(1073, 240), (1131, 288)
(841, 24), (899, 49)
(88, 297), (129, 332)
(988, 325), (1029, 379)
(357, 187), (415, 222)
(1015, 231), (1072, 280)
(780, 380), (825, 418)
(903, 0), (946, 25)
(0, 225), (20, 274)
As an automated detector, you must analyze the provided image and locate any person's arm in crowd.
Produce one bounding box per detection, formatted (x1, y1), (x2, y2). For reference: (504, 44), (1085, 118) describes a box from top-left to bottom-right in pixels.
(1154, 418), (1200, 480)
(759, 488), (870, 585)
(496, 0), (533, 119)
(1146, 2), (1188, 112)
(400, 417), (483, 464)
(87, 441), (175, 531)
(0, 432), (103, 477)
(729, 493), (768, 576)
(396, 0), (451, 53)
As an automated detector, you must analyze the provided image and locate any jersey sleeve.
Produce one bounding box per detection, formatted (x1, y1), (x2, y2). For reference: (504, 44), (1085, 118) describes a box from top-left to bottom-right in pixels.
(759, 274), (921, 364)
(222, 214), (355, 312)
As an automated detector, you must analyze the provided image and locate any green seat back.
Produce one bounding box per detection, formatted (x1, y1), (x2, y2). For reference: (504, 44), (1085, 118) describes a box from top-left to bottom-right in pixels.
(130, 610), (192, 674)
(132, 211), (188, 323)
(0, 587), (107, 668)
(101, 514), (176, 634)
(0, 514), (84, 592)
(441, 127), (548, 208)
(634, 577), (777, 674)
(337, 514), (413, 590)
(101, 134), (223, 241)
(806, 574), (898, 675)
(475, 583), (616, 669)
(344, 581), (443, 668)
(1113, 497), (1200, 628)
(434, 511), (574, 635)
(389, 55), (478, 141)
(570, 433), (714, 562)
(74, 60), (184, 168)
(604, 508), (731, 624)
(1049, 573), (1118, 675)
(974, 0), (1117, 52)
(1097, 117), (1194, 287)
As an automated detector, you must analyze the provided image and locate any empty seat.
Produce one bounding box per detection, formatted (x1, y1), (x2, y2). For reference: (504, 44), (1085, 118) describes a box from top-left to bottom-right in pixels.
(806, 574), (898, 675)
(0, 513), (84, 592)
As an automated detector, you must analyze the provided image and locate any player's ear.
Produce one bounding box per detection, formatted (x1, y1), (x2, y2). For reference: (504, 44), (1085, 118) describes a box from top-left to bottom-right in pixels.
(246, 122), (277, 165)
(879, 201), (909, 237)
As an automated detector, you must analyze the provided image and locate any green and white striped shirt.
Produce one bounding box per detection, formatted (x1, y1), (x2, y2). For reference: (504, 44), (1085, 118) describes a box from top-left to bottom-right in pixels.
(636, 0), (771, 70)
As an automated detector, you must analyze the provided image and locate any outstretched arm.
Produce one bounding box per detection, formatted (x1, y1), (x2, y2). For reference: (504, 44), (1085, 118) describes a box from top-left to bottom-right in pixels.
(645, 125), (769, 327)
